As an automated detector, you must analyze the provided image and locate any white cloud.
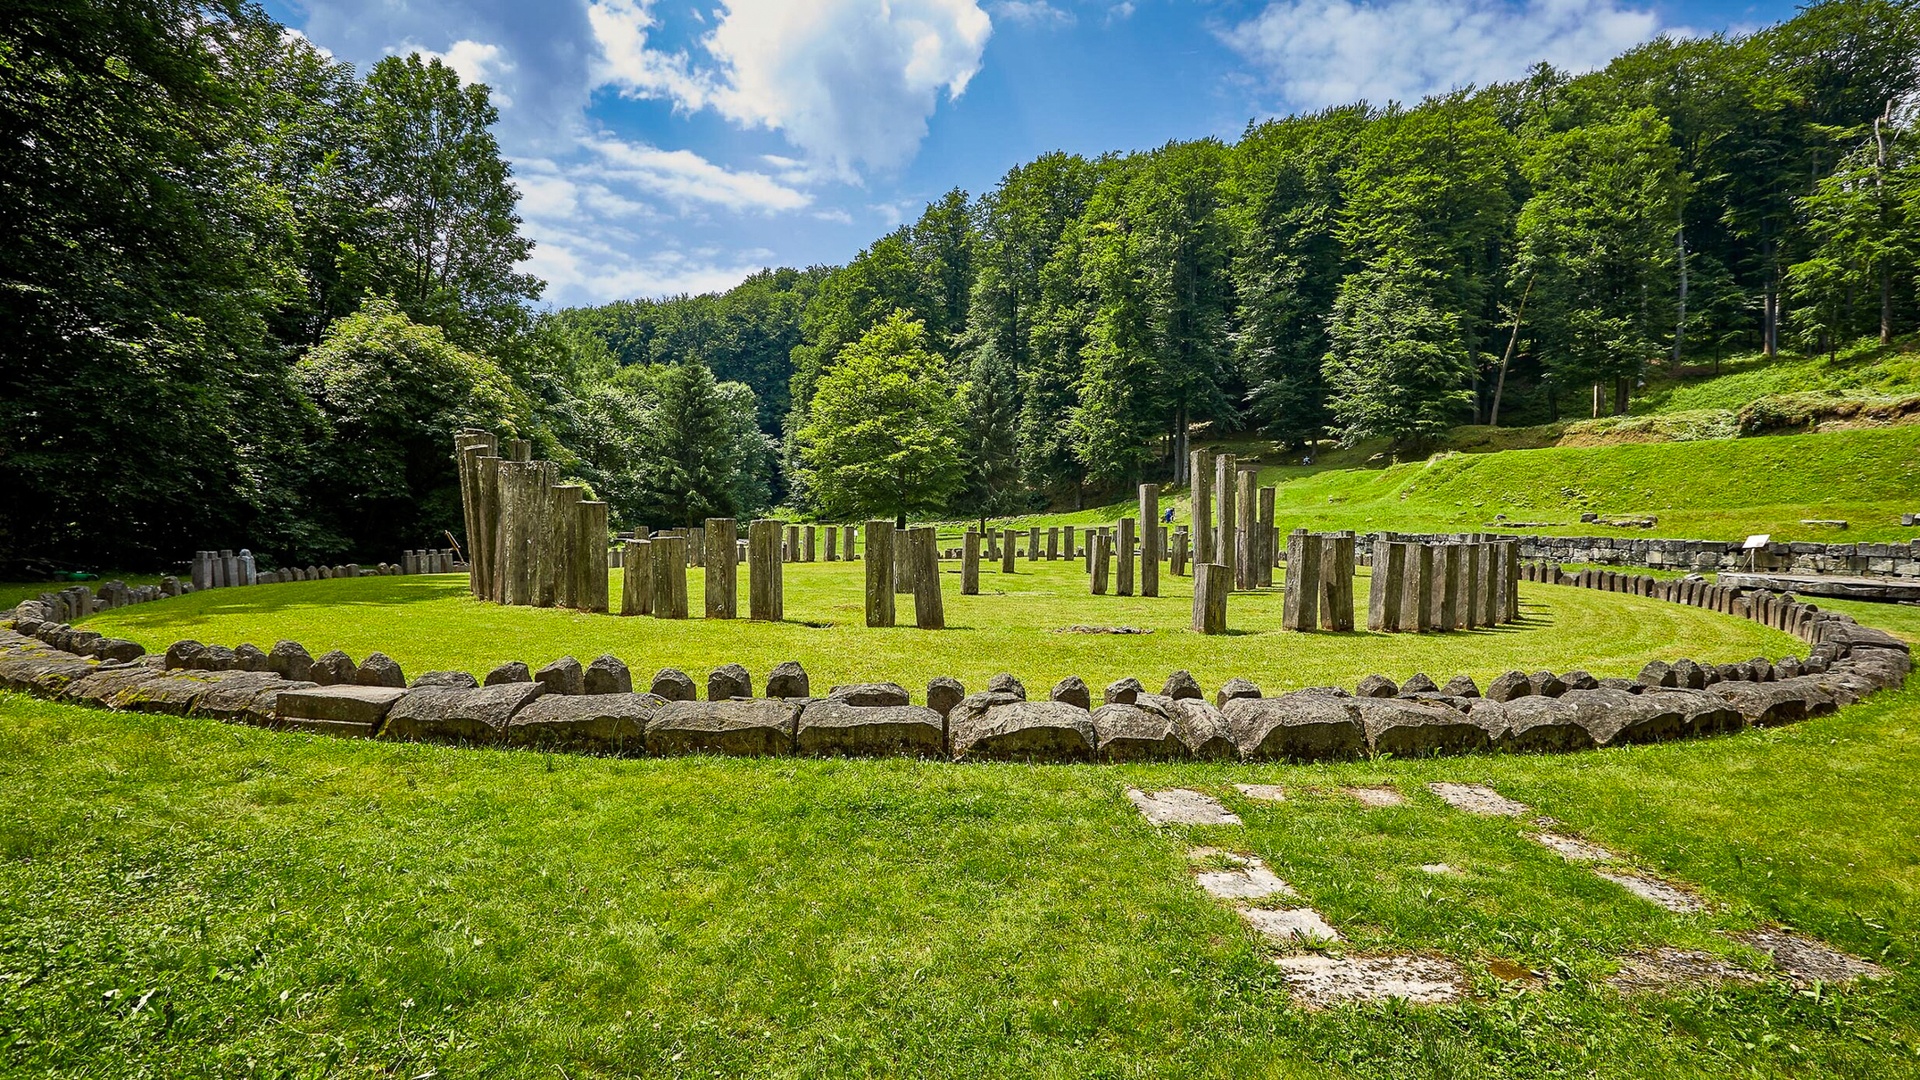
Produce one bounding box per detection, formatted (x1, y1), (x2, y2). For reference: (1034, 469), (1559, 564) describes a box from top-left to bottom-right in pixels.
(993, 1), (1075, 26)
(584, 136), (812, 212)
(588, 0), (993, 175)
(524, 219), (770, 302)
(1221, 0), (1665, 108)
(408, 38), (518, 102)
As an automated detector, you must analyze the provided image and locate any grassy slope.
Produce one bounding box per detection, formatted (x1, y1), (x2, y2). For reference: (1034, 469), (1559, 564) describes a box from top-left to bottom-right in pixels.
(2, 677), (1917, 1078)
(1006, 425), (1920, 543)
(77, 568), (1802, 692)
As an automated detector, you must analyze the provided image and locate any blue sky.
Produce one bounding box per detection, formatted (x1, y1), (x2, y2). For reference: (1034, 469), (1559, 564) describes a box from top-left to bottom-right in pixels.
(265, 0), (1798, 309)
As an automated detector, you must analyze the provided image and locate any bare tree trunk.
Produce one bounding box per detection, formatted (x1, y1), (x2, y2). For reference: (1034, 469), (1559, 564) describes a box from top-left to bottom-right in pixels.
(1591, 382), (1603, 420)
(1673, 221), (1688, 363)
(1763, 238), (1779, 358)
(1878, 100), (1894, 344)
(1489, 275), (1533, 427)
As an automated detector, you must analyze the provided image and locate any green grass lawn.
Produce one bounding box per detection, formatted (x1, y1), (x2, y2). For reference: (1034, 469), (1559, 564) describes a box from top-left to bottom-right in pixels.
(2, 676), (1917, 1077)
(999, 425), (1920, 544)
(76, 565), (1804, 692)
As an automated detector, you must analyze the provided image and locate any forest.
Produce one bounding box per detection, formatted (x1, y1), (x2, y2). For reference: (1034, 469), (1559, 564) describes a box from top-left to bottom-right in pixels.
(4, 0), (1919, 567)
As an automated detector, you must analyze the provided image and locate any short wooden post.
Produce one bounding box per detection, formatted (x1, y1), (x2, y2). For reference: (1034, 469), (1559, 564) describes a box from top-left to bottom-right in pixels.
(544, 483), (583, 609)
(911, 526), (944, 629)
(1047, 527), (1060, 560)
(1116, 517), (1135, 596)
(704, 518), (737, 618)
(1257, 487), (1277, 588)
(749, 519), (782, 621)
(620, 539), (651, 615)
(1000, 527), (1016, 574)
(1440, 544), (1463, 630)
(1214, 453), (1237, 591)
(653, 535), (688, 618)
(1138, 484), (1159, 597)
(1234, 467), (1257, 589)
(1282, 530), (1320, 631)
(1193, 563), (1229, 634)
(1503, 541), (1521, 622)
(1461, 542), (1481, 629)
(1171, 526), (1189, 576)
(962, 529), (981, 595)
(578, 501), (609, 612)
(803, 525), (816, 562)
(1089, 531), (1110, 594)
(1191, 449), (1214, 565)
(894, 526), (913, 593)
(1395, 542), (1428, 632)
(1320, 532), (1355, 631)
(842, 526), (855, 561)
(865, 521), (895, 627)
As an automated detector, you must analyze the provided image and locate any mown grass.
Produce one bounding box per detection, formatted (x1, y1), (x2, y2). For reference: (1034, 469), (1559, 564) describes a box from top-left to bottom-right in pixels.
(76, 565), (1803, 692)
(2, 674), (1917, 1077)
(1005, 425), (1920, 544)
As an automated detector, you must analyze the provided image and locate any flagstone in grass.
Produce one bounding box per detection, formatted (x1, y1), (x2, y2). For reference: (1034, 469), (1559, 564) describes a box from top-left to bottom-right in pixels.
(1194, 857), (1296, 901)
(1532, 832), (1616, 862)
(1736, 928), (1885, 986)
(1239, 906), (1342, 946)
(1126, 787), (1240, 826)
(1597, 869), (1706, 913)
(1232, 782), (1286, 801)
(1344, 785), (1405, 807)
(1428, 781), (1530, 816)
(1608, 947), (1760, 992)
(1274, 953), (1464, 1007)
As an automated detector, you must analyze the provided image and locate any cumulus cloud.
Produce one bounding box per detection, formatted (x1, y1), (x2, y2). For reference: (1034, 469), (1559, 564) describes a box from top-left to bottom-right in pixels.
(1221, 0), (1666, 108)
(407, 39), (516, 102)
(992, 1), (1075, 26)
(583, 136), (813, 212)
(589, 0), (993, 175)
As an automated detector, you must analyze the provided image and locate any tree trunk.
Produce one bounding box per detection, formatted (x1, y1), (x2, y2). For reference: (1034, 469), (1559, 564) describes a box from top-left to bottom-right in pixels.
(1763, 238), (1779, 358)
(1614, 376), (1629, 417)
(1489, 275), (1532, 427)
(1591, 382), (1603, 420)
(1673, 221), (1688, 364)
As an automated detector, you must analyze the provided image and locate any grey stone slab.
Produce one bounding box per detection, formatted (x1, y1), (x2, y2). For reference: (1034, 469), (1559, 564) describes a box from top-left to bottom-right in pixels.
(1233, 783), (1286, 802)
(951, 698), (1097, 762)
(1239, 906), (1341, 945)
(1196, 860), (1297, 901)
(1427, 782), (1529, 816)
(278, 684), (410, 727)
(1597, 870), (1704, 913)
(1274, 954), (1463, 1007)
(1346, 786), (1406, 807)
(1090, 701), (1183, 761)
(1359, 698), (1494, 757)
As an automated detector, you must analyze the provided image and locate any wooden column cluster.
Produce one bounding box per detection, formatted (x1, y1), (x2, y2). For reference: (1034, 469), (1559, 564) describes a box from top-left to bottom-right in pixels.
(455, 432), (608, 613)
(1359, 538), (1520, 633)
(865, 521), (895, 627)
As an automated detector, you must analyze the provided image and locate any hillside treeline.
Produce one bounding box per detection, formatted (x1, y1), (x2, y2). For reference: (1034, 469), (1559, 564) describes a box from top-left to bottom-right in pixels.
(560, 0), (1920, 516)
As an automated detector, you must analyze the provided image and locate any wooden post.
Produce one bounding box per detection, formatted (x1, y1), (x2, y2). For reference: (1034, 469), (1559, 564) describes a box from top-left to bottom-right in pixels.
(803, 525), (816, 562)
(824, 525), (838, 561)
(842, 526), (855, 561)
(653, 535), (688, 618)
(1503, 541), (1521, 622)
(1214, 453), (1237, 591)
(1171, 527), (1189, 576)
(1116, 517), (1135, 596)
(578, 501), (609, 613)
(1282, 530), (1320, 631)
(704, 518), (737, 618)
(1193, 563), (1229, 634)
(621, 539), (652, 615)
(1000, 526), (1016, 574)
(1397, 542), (1429, 632)
(962, 529), (981, 595)
(1191, 448), (1214, 566)
(1235, 466), (1257, 590)
(1320, 532), (1355, 631)
(894, 525), (913, 592)
(1047, 527), (1060, 560)
(911, 526), (944, 629)
(1257, 487), (1277, 588)
(748, 519), (781, 621)
(865, 521), (895, 627)
(1091, 530), (1111, 594)
(1138, 484), (1159, 597)
(1439, 544), (1462, 630)
(1065, 525), (1077, 560)
(545, 483), (583, 609)
(1461, 541), (1481, 629)
(1423, 544), (1449, 630)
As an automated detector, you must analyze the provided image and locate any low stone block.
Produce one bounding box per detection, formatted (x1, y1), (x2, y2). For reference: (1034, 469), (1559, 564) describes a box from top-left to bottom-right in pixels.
(1358, 698), (1494, 757)
(765, 661), (810, 699)
(1355, 674), (1397, 698)
(1160, 670), (1203, 700)
(274, 684), (409, 735)
(1215, 677), (1261, 708)
(1162, 696), (1236, 760)
(356, 652), (406, 688)
(192, 672), (309, 724)
(648, 699), (797, 756)
(986, 672), (1027, 699)
(708, 663), (752, 700)
(794, 700), (945, 757)
(380, 682), (545, 743)
(1713, 680), (1828, 726)
(1485, 671), (1532, 702)
(61, 665), (166, 708)
(1480, 696), (1596, 753)
(1090, 700), (1183, 761)
(504, 692), (662, 753)
(485, 660), (532, 685)
(926, 677), (965, 718)
(828, 682), (911, 707)
(950, 698), (1096, 762)
(584, 654), (634, 695)
(536, 656), (585, 695)
(1049, 675), (1091, 711)
(1640, 687), (1746, 736)
(1222, 692), (1366, 762)
(1103, 677), (1144, 705)
(1560, 688), (1686, 747)
(412, 670), (479, 689)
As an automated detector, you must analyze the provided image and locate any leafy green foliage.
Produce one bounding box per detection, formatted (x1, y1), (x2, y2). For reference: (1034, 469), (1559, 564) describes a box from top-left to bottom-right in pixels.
(1323, 258), (1476, 451)
(795, 312), (966, 525)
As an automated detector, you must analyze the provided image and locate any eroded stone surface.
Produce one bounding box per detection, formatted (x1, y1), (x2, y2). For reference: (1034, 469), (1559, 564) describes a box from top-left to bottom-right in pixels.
(1274, 953), (1462, 1007)
(1419, 863), (1458, 875)
(1597, 870), (1703, 913)
(1240, 906), (1341, 946)
(1609, 947), (1757, 992)
(1428, 782), (1529, 816)
(1126, 787), (1241, 826)
(1233, 783), (1286, 802)
(1346, 786), (1405, 807)
(1532, 833), (1615, 863)
(1195, 859), (1297, 901)
(1737, 928), (1884, 986)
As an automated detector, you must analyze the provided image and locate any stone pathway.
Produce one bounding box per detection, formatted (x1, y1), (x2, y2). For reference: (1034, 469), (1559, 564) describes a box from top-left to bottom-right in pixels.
(1130, 781), (1880, 1007)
